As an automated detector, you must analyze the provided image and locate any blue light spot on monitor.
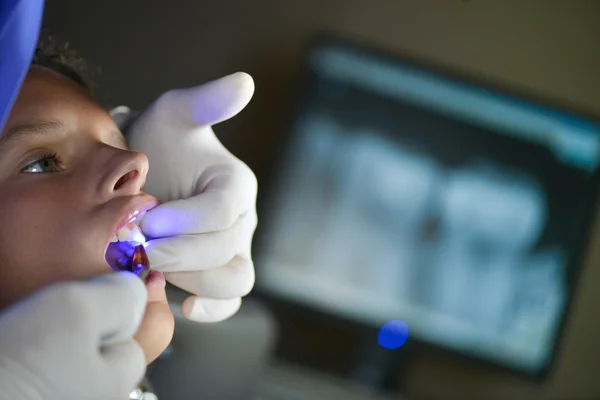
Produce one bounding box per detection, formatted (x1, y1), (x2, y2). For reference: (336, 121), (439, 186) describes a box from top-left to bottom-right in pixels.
(378, 320), (409, 349)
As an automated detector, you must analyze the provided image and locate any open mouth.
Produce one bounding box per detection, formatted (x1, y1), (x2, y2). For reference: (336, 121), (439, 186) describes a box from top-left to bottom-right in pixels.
(104, 195), (159, 273)
(105, 219), (145, 272)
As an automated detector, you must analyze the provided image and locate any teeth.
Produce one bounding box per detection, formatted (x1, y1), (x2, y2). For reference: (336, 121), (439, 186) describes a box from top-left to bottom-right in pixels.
(116, 221), (145, 244)
(134, 210), (147, 225)
(109, 234), (118, 243)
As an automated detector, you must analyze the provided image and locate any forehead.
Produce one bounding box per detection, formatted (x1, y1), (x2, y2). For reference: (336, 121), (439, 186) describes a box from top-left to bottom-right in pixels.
(1, 67), (124, 147)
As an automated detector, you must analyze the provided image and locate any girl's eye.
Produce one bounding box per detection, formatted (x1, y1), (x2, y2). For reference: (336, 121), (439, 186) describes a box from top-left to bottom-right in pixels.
(21, 153), (62, 173)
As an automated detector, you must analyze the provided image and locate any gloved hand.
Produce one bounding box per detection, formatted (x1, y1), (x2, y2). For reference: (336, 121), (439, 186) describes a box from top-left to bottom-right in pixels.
(117, 72), (257, 323)
(0, 272), (148, 400)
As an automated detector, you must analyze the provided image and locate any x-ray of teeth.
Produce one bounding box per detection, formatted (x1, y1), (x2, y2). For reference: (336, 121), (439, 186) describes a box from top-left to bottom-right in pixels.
(353, 137), (438, 227)
(267, 114), (343, 268)
(439, 167), (547, 249)
(431, 167), (547, 332)
(294, 114), (341, 171)
(308, 133), (440, 300)
(510, 250), (566, 345)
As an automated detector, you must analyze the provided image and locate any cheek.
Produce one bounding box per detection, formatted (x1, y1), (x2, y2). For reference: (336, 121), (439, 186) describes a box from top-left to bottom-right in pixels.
(0, 187), (100, 309)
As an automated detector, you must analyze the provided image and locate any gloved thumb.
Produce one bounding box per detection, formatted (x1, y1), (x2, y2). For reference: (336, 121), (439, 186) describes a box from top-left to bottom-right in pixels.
(162, 72), (255, 127)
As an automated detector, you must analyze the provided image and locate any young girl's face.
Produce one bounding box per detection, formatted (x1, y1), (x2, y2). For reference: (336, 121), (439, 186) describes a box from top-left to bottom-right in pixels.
(0, 66), (174, 363)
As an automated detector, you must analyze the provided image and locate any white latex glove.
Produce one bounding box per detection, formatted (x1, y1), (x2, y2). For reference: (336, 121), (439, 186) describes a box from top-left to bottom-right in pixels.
(0, 272), (147, 400)
(118, 72), (257, 323)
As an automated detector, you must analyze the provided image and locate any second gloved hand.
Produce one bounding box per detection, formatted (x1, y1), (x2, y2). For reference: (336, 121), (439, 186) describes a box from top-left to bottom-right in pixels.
(122, 72), (257, 323)
(0, 272), (148, 400)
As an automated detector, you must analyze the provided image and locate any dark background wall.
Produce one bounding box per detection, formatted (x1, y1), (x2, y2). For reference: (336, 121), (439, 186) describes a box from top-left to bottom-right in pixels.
(43, 1), (600, 398)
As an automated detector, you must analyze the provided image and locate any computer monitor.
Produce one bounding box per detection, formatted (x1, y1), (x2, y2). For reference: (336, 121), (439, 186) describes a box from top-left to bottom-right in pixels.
(253, 36), (600, 379)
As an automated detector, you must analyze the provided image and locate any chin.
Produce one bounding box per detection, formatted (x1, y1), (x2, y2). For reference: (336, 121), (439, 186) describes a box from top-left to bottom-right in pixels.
(135, 302), (175, 364)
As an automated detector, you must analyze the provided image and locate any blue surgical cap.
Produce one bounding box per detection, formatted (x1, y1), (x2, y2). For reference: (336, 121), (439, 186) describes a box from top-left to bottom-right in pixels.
(0, 0), (44, 131)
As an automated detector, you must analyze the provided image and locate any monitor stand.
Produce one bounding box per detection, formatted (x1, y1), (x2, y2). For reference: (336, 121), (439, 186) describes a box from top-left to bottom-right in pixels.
(349, 336), (413, 395)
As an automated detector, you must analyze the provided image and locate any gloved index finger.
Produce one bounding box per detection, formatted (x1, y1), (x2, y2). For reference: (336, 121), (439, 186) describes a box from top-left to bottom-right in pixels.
(85, 272), (147, 347)
(187, 72), (255, 127)
(153, 72), (255, 129)
(139, 163), (256, 237)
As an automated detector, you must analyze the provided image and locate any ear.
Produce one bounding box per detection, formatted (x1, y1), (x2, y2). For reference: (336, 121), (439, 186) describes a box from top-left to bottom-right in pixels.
(109, 106), (138, 130)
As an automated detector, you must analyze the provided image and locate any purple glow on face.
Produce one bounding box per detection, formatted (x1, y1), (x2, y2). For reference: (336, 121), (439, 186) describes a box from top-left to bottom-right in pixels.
(105, 239), (147, 273)
(105, 241), (133, 271)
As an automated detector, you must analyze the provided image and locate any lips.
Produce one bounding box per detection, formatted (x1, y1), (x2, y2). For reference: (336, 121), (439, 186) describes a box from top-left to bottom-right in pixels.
(107, 194), (159, 244)
(103, 194), (159, 273)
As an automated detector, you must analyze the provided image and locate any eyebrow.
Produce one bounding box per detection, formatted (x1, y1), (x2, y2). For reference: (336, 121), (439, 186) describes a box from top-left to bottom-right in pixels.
(0, 120), (128, 149)
(0, 120), (65, 146)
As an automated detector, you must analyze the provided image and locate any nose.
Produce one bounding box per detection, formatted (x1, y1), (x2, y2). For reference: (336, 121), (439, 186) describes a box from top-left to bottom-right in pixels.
(98, 149), (150, 201)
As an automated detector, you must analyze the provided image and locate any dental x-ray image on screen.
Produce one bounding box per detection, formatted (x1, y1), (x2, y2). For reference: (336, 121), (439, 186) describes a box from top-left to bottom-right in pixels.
(255, 40), (600, 375)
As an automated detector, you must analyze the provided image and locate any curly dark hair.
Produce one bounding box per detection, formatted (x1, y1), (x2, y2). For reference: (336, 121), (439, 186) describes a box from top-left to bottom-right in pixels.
(30, 36), (97, 94)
